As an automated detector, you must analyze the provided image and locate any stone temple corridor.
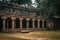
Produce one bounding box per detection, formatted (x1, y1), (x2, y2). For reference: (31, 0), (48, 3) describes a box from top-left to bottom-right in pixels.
(0, 2), (60, 32)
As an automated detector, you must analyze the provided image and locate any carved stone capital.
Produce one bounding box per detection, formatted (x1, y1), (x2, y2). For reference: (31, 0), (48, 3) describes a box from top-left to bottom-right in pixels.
(11, 17), (16, 20)
(11, 15), (16, 20)
(26, 18), (30, 21)
(2, 16), (7, 20)
(19, 18), (23, 21)
(42, 19), (45, 22)
(37, 19), (40, 21)
(37, 16), (40, 19)
(32, 18), (35, 21)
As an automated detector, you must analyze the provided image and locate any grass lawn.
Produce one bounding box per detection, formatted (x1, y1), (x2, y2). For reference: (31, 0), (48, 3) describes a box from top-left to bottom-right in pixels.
(0, 34), (27, 40)
(0, 31), (60, 40)
(29, 31), (60, 40)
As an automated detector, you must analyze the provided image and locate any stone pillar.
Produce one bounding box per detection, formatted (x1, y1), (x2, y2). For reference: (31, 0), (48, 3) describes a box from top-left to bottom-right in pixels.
(37, 19), (40, 30)
(32, 19), (35, 30)
(19, 18), (23, 30)
(42, 20), (45, 29)
(3, 19), (6, 31)
(2, 16), (7, 32)
(26, 18), (30, 29)
(11, 17), (16, 31)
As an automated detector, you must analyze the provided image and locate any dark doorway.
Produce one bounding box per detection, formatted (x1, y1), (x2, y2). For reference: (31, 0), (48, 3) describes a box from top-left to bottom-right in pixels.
(54, 18), (60, 30)
(40, 20), (42, 28)
(7, 18), (12, 28)
(44, 20), (47, 28)
(15, 18), (19, 28)
(22, 19), (27, 28)
(35, 20), (38, 28)
(0, 17), (3, 32)
(29, 19), (32, 28)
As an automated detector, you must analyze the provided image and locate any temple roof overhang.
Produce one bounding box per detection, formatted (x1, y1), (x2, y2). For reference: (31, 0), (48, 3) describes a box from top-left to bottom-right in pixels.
(0, 3), (40, 12)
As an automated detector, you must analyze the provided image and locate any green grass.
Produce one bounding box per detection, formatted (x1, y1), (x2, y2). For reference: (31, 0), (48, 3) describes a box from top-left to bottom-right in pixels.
(0, 34), (27, 40)
(29, 31), (60, 40)
(0, 31), (60, 40)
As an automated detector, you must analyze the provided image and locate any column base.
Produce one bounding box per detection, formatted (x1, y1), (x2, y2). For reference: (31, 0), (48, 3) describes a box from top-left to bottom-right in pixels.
(42, 27), (46, 30)
(2, 29), (5, 31)
(27, 28), (29, 30)
(5, 29), (8, 32)
(20, 28), (22, 30)
(12, 29), (14, 32)
(42, 27), (45, 29)
(32, 28), (35, 31)
(38, 28), (40, 31)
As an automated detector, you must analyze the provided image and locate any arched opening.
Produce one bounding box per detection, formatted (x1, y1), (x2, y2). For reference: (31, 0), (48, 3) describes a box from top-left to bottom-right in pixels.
(44, 20), (47, 28)
(54, 18), (60, 30)
(0, 17), (3, 32)
(15, 18), (19, 28)
(22, 19), (27, 28)
(40, 20), (42, 28)
(29, 19), (32, 28)
(6, 17), (12, 29)
(35, 20), (38, 28)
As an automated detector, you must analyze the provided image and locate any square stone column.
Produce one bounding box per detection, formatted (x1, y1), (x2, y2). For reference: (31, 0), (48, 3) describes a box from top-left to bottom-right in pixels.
(19, 18), (23, 30)
(37, 16), (40, 30)
(3, 19), (6, 31)
(37, 19), (40, 30)
(2, 16), (7, 32)
(11, 17), (16, 32)
(26, 18), (30, 29)
(42, 20), (45, 29)
(32, 19), (35, 30)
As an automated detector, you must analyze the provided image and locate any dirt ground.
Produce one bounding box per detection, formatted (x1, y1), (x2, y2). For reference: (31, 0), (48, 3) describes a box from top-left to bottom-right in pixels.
(4, 32), (49, 40)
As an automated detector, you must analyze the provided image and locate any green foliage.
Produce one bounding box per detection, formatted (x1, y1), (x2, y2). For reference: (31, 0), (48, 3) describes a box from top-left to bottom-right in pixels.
(47, 0), (60, 18)
(10, 0), (32, 5)
(36, 0), (60, 19)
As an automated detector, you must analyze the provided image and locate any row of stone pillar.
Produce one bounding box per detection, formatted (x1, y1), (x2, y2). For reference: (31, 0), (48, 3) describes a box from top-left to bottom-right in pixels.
(19, 18), (43, 30)
(2, 17), (45, 32)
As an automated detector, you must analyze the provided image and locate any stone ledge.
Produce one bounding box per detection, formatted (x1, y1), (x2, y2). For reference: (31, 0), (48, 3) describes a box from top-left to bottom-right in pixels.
(20, 30), (30, 33)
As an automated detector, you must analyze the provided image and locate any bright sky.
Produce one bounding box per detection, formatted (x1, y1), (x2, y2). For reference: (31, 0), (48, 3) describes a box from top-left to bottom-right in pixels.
(0, 0), (2, 1)
(31, 0), (37, 8)
(31, 0), (35, 4)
